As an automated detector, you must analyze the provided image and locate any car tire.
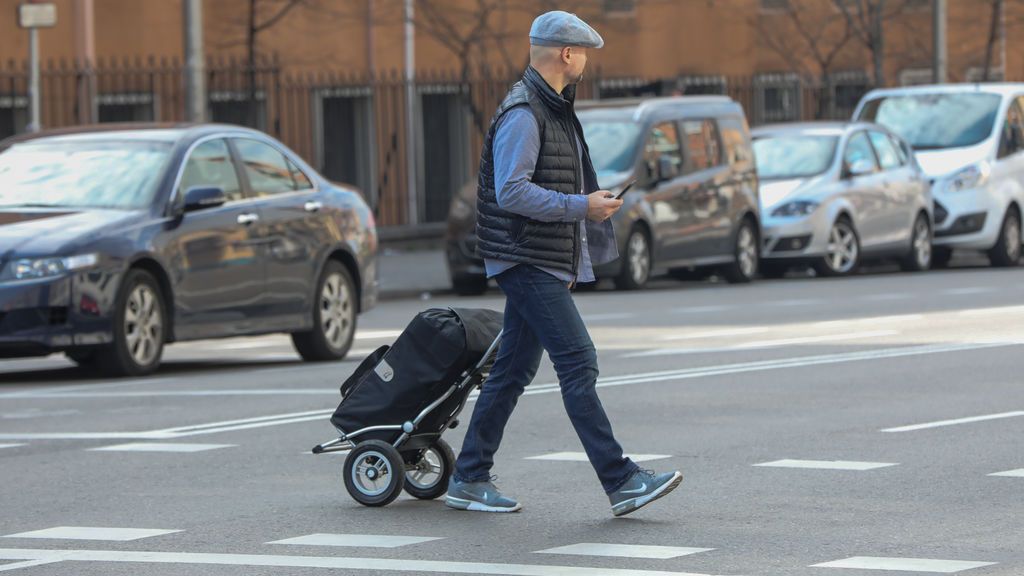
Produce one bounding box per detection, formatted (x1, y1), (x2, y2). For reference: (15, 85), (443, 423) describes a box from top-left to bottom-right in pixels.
(814, 217), (861, 277)
(452, 275), (488, 296)
(94, 269), (166, 377)
(720, 218), (758, 284)
(987, 208), (1022, 267)
(900, 212), (932, 272)
(932, 247), (953, 269)
(614, 226), (652, 291)
(292, 260), (356, 362)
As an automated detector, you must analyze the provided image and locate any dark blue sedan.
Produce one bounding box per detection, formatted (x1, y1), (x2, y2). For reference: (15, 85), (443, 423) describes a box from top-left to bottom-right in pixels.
(0, 124), (378, 376)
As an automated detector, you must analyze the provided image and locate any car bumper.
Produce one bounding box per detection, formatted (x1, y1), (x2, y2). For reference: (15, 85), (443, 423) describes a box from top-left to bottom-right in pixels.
(931, 187), (1003, 250)
(760, 210), (832, 261)
(0, 273), (114, 358)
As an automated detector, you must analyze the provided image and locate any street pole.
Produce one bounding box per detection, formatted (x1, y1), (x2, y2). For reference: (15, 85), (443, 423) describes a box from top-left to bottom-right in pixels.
(932, 0), (947, 84)
(404, 0), (418, 226)
(28, 26), (40, 132)
(183, 0), (206, 123)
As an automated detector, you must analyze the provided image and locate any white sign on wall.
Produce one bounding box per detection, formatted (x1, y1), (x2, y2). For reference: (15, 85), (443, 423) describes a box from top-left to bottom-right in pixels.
(18, 3), (58, 29)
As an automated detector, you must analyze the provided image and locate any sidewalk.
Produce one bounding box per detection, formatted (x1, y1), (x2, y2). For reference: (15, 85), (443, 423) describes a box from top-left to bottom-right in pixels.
(378, 247), (452, 301)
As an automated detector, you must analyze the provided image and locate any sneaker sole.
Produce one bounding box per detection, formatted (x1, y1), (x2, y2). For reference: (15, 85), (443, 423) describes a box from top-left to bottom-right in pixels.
(445, 495), (522, 513)
(611, 471), (683, 517)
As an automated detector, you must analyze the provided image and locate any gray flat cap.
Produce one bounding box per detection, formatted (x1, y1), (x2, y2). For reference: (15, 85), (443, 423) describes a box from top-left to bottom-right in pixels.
(529, 11), (604, 49)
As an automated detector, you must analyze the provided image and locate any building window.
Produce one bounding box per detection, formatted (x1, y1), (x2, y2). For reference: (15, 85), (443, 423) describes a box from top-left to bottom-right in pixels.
(0, 96), (28, 140)
(97, 93), (155, 123)
(830, 72), (871, 119)
(416, 86), (470, 223)
(316, 87), (374, 202)
(898, 68), (934, 86)
(603, 0), (636, 16)
(903, 0), (931, 10)
(754, 74), (801, 124)
(760, 0), (790, 12)
(209, 91), (266, 131)
(675, 75), (727, 96)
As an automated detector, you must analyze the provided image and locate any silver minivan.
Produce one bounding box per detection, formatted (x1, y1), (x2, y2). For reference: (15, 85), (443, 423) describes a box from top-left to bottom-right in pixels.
(854, 84), (1024, 267)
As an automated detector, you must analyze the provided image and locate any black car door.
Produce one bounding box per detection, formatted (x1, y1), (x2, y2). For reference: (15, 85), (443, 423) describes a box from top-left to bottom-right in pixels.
(230, 137), (330, 331)
(166, 138), (266, 338)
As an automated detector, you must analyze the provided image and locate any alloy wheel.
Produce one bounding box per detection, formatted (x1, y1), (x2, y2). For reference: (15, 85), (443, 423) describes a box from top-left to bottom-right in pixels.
(320, 272), (354, 351)
(124, 284), (162, 367)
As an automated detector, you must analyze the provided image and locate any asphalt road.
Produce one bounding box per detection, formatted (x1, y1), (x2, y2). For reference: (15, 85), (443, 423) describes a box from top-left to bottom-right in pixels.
(2, 263), (1023, 576)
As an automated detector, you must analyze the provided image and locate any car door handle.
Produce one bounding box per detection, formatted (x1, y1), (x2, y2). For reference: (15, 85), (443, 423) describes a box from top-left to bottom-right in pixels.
(237, 213), (260, 226)
(304, 201), (323, 213)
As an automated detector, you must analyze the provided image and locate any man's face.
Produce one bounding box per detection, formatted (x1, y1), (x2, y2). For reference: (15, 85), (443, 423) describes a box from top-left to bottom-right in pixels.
(563, 47), (588, 84)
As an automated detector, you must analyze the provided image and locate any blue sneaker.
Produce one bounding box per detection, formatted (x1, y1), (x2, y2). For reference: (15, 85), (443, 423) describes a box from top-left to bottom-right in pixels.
(445, 476), (522, 513)
(608, 469), (683, 517)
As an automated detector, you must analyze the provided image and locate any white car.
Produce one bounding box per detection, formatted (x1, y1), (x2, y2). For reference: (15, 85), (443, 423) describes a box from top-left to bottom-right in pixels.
(754, 122), (933, 277)
(854, 84), (1024, 267)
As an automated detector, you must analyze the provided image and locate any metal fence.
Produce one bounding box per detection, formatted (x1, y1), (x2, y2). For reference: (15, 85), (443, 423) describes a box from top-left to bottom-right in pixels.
(0, 56), (874, 229)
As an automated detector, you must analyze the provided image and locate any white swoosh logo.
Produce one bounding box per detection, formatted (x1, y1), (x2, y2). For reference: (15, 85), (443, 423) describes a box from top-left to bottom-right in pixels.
(619, 482), (647, 495)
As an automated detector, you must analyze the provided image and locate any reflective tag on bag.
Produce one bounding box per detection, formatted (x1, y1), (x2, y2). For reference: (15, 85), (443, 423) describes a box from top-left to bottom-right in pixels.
(374, 359), (394, 382)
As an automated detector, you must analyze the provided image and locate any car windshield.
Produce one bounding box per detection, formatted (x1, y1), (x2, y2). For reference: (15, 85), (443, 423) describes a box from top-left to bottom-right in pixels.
(0, 140), (171, 209)
(752, 135), (838, 179)
(857, 93), (1002, 150)
(582, 120), (642, 179)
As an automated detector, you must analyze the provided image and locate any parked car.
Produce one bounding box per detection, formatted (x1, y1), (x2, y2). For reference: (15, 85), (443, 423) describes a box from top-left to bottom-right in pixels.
(754, 122), (933, 277)
(446, 96), (761, 294)
(854, 83), (1024, 267)
(0, 124), (378, 376)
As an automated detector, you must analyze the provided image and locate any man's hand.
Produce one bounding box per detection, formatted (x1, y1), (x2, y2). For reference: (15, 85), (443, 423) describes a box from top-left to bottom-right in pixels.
(586, 190), (623, 222)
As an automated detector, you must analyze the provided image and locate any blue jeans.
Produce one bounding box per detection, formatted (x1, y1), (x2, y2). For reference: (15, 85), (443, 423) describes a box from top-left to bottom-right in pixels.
(453, 264), (639, 494)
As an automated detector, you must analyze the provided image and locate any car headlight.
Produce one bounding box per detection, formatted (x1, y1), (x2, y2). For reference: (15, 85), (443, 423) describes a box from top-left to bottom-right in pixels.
(946, 162), (990, 192)
(7, 254), (99, 280)
(772, 200), (819, 218)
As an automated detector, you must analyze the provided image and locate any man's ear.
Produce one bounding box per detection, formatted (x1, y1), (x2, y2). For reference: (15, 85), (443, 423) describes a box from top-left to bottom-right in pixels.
(561, 46), (573, 64)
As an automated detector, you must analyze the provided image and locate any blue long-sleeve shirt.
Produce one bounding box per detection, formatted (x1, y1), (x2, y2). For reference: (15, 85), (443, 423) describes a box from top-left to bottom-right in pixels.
(484, 105), (600, 283)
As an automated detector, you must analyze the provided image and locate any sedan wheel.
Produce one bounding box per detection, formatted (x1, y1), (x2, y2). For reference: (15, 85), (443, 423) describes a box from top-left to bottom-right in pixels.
(815, 219), (860, 277)
(292, 260), (356, 361)
(614, 227), (651, 290)
(900, 213), (932, 272)
(95, 269), (165, 377)
(721, 219), (758, 284)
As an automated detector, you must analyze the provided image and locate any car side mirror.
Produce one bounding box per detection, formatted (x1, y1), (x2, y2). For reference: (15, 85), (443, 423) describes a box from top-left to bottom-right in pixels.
(844, 158), (874, 179)
(657, 155), (679, 183)
(183, 186), (228, 212)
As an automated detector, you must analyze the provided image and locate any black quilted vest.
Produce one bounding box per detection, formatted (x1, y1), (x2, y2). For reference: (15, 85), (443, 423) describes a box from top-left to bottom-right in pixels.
(475, 66), (598, 274)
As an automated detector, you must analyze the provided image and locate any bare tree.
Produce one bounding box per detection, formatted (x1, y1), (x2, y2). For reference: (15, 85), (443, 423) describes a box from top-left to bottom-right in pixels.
(982, 0), (1004, 81)
(748, 0), (855, 117)
(833, 0), (920, 87)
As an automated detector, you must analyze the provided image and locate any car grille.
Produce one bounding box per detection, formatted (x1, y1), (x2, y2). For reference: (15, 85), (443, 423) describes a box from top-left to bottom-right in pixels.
(0, 307), (68, 335)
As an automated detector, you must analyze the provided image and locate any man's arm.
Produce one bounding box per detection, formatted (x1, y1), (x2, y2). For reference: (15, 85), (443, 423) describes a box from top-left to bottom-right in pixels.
(492, 106), (589, 223)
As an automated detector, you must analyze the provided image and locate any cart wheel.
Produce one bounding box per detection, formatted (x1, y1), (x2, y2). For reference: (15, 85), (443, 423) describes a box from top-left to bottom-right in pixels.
(343, 440), (405, 507)
(403, 439), (455, 500)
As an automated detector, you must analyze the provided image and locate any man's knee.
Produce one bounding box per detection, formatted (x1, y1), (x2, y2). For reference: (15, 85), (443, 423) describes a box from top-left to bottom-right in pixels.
(552, 344), (599, 387)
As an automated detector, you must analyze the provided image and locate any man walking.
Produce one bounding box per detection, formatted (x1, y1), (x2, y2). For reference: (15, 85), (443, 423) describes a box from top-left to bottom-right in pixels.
(445, 11), (682, 517)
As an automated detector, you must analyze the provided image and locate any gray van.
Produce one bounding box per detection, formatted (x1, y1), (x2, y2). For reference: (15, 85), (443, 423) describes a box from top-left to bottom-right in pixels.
(445, 96), (761, 294)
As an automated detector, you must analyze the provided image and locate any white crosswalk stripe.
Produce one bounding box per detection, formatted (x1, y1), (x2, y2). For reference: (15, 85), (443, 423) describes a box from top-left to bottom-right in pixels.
(268, 534), (442, 548)
(2, 527), (181, 542)
(811, 556), (997, 573)
(535, 543), (714, 559)
(753, 459), (898, 471)
(88, 442), (235, 453)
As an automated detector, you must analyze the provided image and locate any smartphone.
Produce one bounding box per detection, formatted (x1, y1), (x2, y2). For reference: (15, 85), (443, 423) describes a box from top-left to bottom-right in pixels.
(614, 179), (637, 200)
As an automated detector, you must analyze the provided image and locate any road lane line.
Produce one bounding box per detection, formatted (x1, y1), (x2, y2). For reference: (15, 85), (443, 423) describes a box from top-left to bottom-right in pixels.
(535, 543), (713, 559)
(354, 330), (403, 340)
(671, 305), (734, 314)
(0, 444), (25, 449)
(988, 469), (1024, 477)
(2, 342), (1016, 442)
(0, 559), (63, 571)
(880, 411), (1024, 433)
(659, 327), (770, 341)
(582, 313), (635, 322)
(753, 460), (898, 471)
(942, 287), (995, 296)
(88, 443), (235, 453)
(859, 293), (912, 301)
(625, 330), (898, 358)
(811, 556), (996, 572)
(268, 534), (442, 548)
(0, 548), (729, 576)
